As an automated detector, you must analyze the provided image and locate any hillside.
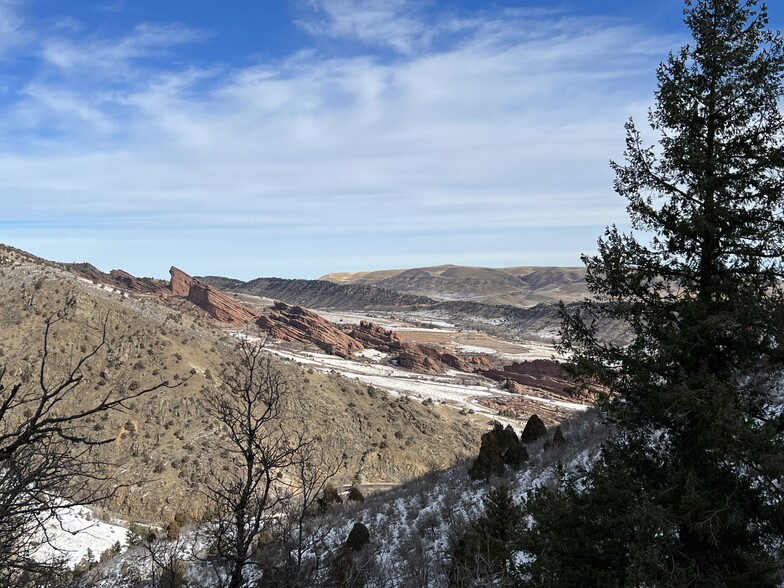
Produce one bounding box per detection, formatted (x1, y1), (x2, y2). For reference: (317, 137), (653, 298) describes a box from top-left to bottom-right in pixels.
(320, 264), (588, 307)
(0, 245), (488, 522)
(83, 410), (609, 587)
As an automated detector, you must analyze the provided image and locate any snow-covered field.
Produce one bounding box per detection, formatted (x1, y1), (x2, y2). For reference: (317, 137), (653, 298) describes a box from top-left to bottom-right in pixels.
(265, 345), (588, 425)
(267, 347), (500, 413)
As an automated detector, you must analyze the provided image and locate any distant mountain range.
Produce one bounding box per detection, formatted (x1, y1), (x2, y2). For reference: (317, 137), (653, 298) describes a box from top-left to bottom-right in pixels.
(320, 264), (588, 307)
(198, 266), (625, 344)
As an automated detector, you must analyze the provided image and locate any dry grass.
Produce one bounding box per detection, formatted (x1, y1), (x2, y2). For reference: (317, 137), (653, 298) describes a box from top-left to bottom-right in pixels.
(0, 250), (486, 523)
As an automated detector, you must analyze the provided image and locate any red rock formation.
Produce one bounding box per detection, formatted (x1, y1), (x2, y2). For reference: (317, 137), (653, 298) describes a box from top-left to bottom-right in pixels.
(169, 266), (193, 297)
(108, 269), (162, 295)
(348, 321), (403, 352)
(483, 359), (573, 396)
(394, 341), (493, 374)
(257, 302), (365, 358)
(167, 267), (260, 325)
(348, 320), (492, 374)
(397, 341), (443, 373)
(66, 263), (165, 295)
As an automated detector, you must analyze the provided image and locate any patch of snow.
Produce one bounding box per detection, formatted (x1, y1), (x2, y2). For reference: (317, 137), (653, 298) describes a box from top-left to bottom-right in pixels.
(33, 504), (128, 568)
(354, 349), (389, 360)
(522, 394), (590, 411)
(455, 344), (498, 355)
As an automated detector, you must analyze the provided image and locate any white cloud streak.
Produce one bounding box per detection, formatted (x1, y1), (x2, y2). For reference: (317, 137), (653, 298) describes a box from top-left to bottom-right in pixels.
(0, 1), (678, 278)
(298, 0), (431, 54)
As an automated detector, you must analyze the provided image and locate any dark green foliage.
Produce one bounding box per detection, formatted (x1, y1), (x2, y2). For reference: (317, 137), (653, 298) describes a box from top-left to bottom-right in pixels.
(347, 486), (365, 503)
(449, 485), (524, 587)
(519, 414), (547, 444)
(346, 522), (370, 552)
(468, 424), (528, 481)
(159, 559), (188, 588)
(319, 483), (343, 512)
(469, 428), (505, 481)
(549, 426), (566, 448)
(327, 523), (373, 588)
(520, 1), (784, 585)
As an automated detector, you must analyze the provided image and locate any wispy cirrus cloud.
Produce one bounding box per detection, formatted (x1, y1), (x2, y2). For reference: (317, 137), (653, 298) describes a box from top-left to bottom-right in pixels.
(40, 23), (208, 75)
(298, 0), (431, 54)
(0, 1), (680, 278)
(0, 0), (30, 56)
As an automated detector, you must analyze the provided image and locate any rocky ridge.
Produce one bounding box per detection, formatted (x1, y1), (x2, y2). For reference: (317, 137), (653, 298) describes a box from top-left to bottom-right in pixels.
(320, 264), (589, 306)
(200, 275), (431, 310)
(166, 267), (261, 325)
(257, 302), (365, 358)
(65, 262), (165, 295)
(0, 251), (489, 520)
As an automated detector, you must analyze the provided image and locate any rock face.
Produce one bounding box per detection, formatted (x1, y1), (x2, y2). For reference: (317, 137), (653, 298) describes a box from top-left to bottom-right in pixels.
(108, 269), (161, 295)
(66, 263), (165, 295)
(256, 302), (365, 358)
(349, 321), (403, 351)
(397, 342), (444, 374)
(168, 267), (260, 325)
(168, 266), (193, 297)
(483, 359), (573, 396)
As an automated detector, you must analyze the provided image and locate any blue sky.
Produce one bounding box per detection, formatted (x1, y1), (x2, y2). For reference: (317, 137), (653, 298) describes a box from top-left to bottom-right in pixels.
(0, 0), (778, 279)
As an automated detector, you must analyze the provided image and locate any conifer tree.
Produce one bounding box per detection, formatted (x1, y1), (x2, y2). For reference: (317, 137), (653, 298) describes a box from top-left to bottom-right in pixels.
(450, 485), (523, 586)
(521, 1), (784, 585)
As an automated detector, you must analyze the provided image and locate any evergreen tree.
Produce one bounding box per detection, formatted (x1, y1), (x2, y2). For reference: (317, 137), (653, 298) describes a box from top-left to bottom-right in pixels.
(450, 485), (524, 586)
(520, 413), (547, 444)
(469, 426), (505, 481)
(520, 1), (784, 585)
(469, 424), (528, 481)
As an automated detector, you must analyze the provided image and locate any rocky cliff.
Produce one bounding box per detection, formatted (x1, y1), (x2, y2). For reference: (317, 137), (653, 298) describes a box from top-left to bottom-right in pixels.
(167, 267), (261, 325)
(256, 301), (365, 358)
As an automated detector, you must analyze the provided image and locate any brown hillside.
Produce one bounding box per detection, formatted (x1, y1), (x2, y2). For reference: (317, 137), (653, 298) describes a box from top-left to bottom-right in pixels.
(0, 247), (486, 522)
(319, 264), (588, 307)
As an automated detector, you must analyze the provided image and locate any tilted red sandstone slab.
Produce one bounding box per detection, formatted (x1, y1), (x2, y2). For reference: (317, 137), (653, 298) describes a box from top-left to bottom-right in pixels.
(168, 267), (260, 325)
(256, 301), (365, 358)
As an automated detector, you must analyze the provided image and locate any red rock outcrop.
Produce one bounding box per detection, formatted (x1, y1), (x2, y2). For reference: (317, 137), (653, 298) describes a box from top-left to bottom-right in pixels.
(347, 320), (492, 374)
(169, 266), (193, 297)
(397, 341), (443, 373)
(257, 302), (365, 358)
(66, 263), (165, 295)
(347, 321), (492, 373)
(108, 269), (162, 295)
(439, 351), (492, 373)
(483, 359), (573, 396)
(348, 321), (403, 352)
(395, 341), (491, 374)
(167, 267), (260, 325)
